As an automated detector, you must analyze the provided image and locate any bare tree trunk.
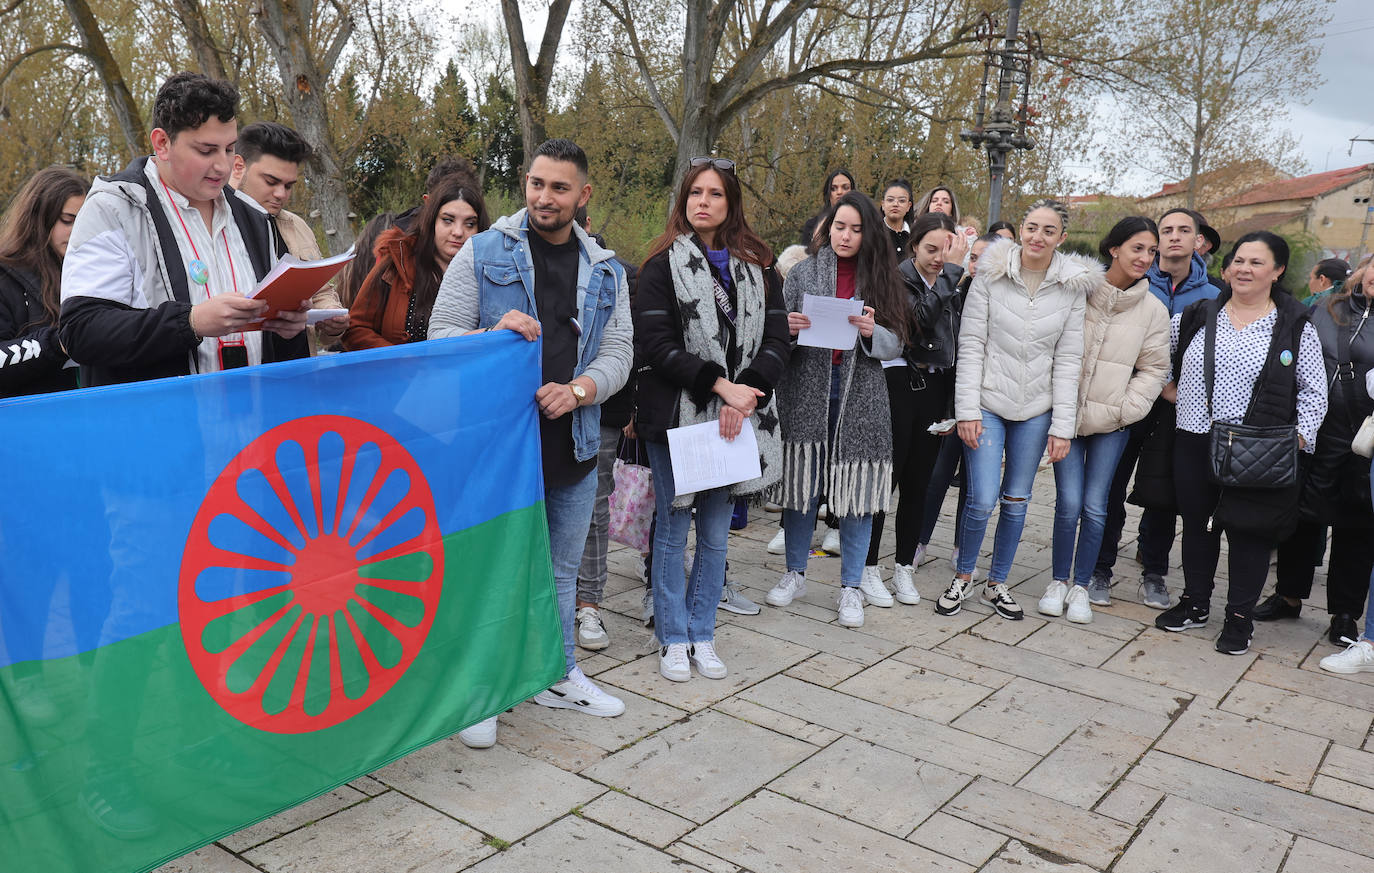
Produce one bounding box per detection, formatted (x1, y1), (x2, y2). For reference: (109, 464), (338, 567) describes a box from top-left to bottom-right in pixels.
(170, 0), (229, 80)
(62, 0), (145, 161)
(255, 0), (355, 253)
(500, 0), (573, 167)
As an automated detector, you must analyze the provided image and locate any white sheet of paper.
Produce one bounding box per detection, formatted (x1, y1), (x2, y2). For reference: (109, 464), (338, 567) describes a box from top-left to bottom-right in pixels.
(306, 308), (349, 325)
(797, 294), (863, 350)
(665, 419), (762, 497)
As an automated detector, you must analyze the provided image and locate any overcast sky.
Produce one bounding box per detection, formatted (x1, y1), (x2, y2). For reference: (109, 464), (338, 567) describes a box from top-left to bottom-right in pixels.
(1291, 0), (1374, 174)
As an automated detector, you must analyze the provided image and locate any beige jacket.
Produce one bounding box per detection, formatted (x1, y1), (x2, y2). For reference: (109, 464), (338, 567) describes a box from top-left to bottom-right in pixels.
(1075, 275), (1170, 436)
(277, 208), (346, 348)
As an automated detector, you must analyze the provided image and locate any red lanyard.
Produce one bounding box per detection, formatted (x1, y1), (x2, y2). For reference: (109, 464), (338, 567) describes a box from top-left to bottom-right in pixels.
(158, 177), (243, 357)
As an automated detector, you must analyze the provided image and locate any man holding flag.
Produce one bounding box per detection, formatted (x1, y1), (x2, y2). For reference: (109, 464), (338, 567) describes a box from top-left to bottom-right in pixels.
(430, 138), (634, 747)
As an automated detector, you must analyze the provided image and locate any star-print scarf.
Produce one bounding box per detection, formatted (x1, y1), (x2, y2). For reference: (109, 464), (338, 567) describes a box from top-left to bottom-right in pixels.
(668, 234), (783, 507)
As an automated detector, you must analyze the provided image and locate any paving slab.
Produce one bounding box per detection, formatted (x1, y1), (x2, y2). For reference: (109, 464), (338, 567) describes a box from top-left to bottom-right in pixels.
(739, 674), (1039, 781)
(711, 695), (842, 746)
(1128, 750), (1374, 857)
(768, 735), (970, 836)
(665, 841), (743, 873)
(578, 790), (695, 848)
(1320, 742), (1374, 789)
(1015, 720), (1156, 809)
(1282, 837), (1374, 873)
(782, 651), (866, 687)
(372, 737), (604, 842)
(1101, 627), (1256, 698)
(593, 621), (814, 712)
(1114, 795), (1289, 873)
(1155, 705), (1327, 791)
(1245, 655), (1374, 709)
(889, 645), (1015, 688)
(465, 815), (706, 873)
(155, 846), (259, 873)
(484, 708), (610, 772)
(348, 776), (389, 796)
(950, 676), (1109, 755)
(851, 600), (983, 648)
(979, 839), (1102, 873)
(1018, 621), (1132, 666)
(720, 600), (903, 664)
(1300, 646), (1374, 686)
(1311, 774), (1374, 814)
(1092, 780), (1164, 826)
(1220, 679), (1372, 747)
(219, 785), (368, 852)
(833, 657), (994, 723)
(906, 811), (1008, 867)
(581, 708), (814, 823)
(504, 684), (688, 754)
(971, 612), (1046, 645)
(242, 791), (494, 873)
(685, 789), (974, 873)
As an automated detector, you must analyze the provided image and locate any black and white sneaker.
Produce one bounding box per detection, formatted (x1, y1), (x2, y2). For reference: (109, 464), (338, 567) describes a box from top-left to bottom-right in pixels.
(980, 582), (1024, 620)
(1215, 614), (1253, 655)
(935, 576), (973, 616)
(1155, 598), (1210, 632)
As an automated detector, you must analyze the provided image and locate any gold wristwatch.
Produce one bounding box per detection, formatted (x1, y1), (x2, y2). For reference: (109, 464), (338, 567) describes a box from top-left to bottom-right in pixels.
(569, 382), (587, 405)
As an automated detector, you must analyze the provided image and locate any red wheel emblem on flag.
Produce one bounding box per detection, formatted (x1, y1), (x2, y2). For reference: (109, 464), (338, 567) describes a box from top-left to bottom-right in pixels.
(179, 415), (444, 733)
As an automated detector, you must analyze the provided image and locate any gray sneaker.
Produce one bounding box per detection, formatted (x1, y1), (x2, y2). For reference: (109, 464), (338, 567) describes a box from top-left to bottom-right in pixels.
(719, 579), (761, 615)
(1087, 572), (1112, 606)
(1140, 573), (1170, 610)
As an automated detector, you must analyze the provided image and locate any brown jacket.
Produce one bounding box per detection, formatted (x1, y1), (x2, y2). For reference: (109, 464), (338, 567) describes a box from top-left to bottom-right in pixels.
(1075, 275), (1171, 436)
(277, 208), (346, 348)
(344, 228), (421, 349)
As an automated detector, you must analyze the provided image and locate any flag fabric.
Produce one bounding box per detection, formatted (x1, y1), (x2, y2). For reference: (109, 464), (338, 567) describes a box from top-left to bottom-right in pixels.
(0, 333), (564, 873)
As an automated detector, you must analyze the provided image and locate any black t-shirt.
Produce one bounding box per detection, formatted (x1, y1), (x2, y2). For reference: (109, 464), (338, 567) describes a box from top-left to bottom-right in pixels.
(527, 229), (596, 488)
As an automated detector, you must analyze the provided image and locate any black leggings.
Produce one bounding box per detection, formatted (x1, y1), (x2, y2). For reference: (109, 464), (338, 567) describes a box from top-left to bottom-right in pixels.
(1275, 520), (1374, 617)
(1174, 430), (1274, 618)
(867, 367), (950, 566)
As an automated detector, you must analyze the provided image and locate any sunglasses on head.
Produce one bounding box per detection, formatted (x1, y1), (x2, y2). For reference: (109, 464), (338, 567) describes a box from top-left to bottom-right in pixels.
(690, 157), (736, 173)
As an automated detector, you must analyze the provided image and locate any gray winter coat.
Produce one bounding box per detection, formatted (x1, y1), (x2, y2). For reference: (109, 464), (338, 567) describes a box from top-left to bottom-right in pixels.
(954, 239), (1099, 439)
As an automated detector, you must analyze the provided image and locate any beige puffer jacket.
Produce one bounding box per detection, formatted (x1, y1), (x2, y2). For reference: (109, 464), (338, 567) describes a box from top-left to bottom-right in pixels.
(1075, 276), (1171, 436)
(954, 239), (1101, 438)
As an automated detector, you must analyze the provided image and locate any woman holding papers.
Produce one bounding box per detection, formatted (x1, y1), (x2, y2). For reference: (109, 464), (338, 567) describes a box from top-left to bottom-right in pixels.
(765, 191), (906, 629)
(860, 211), (967, 610)
(343, 176), (488, 349)
(938, 199), (1096, 621)
(635, 157), (789, 682)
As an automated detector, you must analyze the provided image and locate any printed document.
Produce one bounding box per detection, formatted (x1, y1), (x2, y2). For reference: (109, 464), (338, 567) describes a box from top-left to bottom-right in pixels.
(796, 294), (863, 350)
(665, 419), (762, 496)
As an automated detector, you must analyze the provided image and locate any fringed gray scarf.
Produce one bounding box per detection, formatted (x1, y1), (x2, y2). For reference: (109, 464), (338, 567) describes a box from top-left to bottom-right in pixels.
(773, 246), (892, 516)
(668, 234), (783, 508)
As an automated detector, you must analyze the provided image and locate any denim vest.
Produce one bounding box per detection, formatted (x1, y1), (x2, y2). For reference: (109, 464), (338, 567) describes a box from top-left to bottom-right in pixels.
(467, 221), (624, 461)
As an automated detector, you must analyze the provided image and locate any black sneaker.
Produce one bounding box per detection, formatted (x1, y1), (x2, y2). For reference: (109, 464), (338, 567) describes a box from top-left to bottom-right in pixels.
(1252, 592), (1301, 621)
(1328, 613), (1358, 646)
(1216, 614), (1253, 655)
(980, 582), (1025, 620)
(1155, 598), (1209, 632)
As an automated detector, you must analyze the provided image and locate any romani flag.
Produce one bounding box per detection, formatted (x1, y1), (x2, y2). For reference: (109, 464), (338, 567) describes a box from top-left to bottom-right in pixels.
(0, 333), (564, 872)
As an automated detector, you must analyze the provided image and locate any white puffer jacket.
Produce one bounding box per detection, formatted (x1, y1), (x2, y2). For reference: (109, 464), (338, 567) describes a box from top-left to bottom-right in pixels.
(954, 239), (1100, 438)
(1075, 276), (1171, 436)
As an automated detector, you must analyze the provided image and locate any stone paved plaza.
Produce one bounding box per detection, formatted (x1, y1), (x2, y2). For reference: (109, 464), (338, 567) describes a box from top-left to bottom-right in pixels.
(159, 464), (1374, 872)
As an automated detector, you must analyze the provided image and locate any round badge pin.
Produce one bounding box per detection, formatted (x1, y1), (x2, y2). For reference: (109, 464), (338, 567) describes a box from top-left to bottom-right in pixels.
(188, 258), (209, 285)
(1279, 349), (1293, 366)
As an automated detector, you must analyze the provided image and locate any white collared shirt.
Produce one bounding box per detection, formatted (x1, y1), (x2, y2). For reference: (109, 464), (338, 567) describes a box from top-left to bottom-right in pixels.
(145, 160), (262, 372)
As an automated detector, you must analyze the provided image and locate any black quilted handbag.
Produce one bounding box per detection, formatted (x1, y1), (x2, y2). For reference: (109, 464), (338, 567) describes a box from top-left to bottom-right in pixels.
(1207, 421), (1298, 488)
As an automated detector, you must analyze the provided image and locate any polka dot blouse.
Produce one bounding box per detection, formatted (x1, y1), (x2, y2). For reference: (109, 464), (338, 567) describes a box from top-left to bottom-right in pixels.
(1171, 308), (1327, 452)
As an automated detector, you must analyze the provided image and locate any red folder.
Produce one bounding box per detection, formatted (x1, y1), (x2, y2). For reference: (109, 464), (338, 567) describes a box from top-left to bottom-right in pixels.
(245, 248), (355, 328)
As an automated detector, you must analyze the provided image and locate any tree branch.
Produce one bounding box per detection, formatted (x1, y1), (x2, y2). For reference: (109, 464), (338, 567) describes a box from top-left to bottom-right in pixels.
(599, 0), (679, 143)
(0, 42), (87, 91)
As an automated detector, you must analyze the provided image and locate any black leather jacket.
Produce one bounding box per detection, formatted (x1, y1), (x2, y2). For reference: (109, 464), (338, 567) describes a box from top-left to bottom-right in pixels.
(899, 259), (965, 368)
(1302, 291), (1374, 521)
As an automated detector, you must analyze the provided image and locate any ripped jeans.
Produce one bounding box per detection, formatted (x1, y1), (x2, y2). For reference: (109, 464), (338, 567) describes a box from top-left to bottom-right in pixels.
(956, 409), (1051, 583)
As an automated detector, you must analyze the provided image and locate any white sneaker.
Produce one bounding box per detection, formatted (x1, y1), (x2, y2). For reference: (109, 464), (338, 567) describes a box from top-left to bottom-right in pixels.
(458, 716), (498, 749)
(689, 640), (727, 679)
(837, 586), (865, 627)
(1064, 585), (1093, 624)
(766, 570), (806, 606)
(766, 528), (787, 554)
(576, 606), (609, 650)
(821, 527), (842, 555)
(533, 666), (625, 716)
(891, 563), (920, 604)
(1319, 638), (1374, 674)
(859, 566), (894, 607)
(659, 643), (690, 682)
(1038, 581), (1069, 617)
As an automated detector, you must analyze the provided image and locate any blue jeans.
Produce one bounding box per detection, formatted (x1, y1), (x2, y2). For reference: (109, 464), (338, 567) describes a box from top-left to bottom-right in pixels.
(1051, 429), (1131, 586)
(957, 410), (1051, 582)
(545, 468), (599, 674)
(645, 440), (734, 644)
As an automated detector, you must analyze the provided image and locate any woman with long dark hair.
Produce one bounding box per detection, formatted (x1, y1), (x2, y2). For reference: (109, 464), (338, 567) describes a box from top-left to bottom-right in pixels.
(861, 211), (967, 608)
(1158, 230), (1327, 655)
(766, 191), (906, 628)
(0, 166), (89, 397)
(1038, 217), (1169, 624)
(635, 157), (789, 681)
(799, 168), (856, 246)
(344, 177), (488, 349)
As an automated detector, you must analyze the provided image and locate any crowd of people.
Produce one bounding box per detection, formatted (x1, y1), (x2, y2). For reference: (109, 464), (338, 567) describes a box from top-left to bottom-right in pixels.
(5, 73), (1374, 765)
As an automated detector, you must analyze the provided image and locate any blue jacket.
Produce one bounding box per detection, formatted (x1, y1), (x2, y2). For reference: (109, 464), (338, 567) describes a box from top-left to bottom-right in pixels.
(1145, 252), (1220, 317)
(428, 209), (633, 462)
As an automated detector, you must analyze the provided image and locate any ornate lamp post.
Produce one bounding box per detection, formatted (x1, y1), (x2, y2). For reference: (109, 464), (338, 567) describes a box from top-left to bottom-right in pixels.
(959, 0), (1042, 224)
